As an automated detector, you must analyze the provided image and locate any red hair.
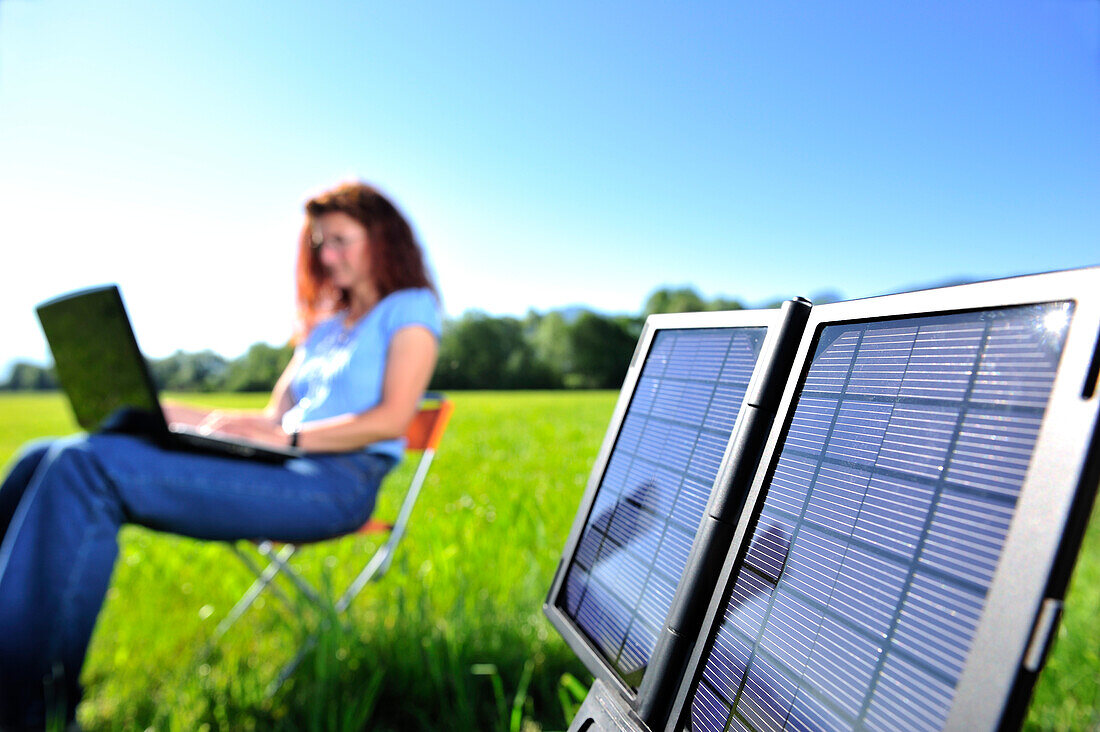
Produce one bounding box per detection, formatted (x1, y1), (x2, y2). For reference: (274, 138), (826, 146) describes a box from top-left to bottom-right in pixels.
(295, 181), (436, 337)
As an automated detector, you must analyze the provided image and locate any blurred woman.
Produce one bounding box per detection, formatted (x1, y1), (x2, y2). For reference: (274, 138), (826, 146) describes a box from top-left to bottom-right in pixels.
(0, 181), (441, 728)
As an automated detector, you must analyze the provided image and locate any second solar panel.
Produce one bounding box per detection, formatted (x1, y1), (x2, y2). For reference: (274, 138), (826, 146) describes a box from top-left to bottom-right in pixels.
(671, 268), (1100, 732)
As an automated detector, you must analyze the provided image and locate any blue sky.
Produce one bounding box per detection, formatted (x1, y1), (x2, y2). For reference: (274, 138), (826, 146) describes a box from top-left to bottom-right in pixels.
(1, 0), (1098, 369)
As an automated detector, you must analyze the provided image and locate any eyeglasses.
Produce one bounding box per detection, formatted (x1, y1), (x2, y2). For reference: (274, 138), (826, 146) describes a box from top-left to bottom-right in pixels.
(310, 233), (361, 252)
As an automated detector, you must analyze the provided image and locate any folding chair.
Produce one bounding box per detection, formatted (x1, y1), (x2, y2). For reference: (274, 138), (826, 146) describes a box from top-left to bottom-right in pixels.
(210, 392), (454, 692)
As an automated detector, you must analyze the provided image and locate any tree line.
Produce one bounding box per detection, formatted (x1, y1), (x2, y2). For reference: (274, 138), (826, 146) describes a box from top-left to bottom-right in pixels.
(0, 342), (296, 394)
(1, 286), (814, 393)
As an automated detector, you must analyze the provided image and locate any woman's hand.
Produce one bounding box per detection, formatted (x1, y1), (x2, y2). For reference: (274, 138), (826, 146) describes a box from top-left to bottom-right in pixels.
(162, 401), (212, 428)
(198, 410), (289, 447)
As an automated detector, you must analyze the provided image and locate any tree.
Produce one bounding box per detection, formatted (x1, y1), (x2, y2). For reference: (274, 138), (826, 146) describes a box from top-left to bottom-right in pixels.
(222, 342), (295, 392)
(150, 350), (229, 391)
(642, 286), (707, 317)
(1, 362), (57, 390)
(707, 297), (745, 312)
(529, 311), (570, 387)
(564, 311), (637, 389)
(431, 313), (556, 389)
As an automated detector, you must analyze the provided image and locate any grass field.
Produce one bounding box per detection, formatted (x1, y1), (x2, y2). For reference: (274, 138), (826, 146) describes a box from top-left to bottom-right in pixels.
(1, 391), (1098, 730)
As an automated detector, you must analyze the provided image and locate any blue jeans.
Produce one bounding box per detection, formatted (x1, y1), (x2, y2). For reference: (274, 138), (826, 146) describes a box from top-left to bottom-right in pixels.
(0, 432), (394, 727)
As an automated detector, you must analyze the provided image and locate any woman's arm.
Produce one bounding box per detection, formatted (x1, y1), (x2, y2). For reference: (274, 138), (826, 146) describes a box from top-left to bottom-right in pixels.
(162, 401), (213, 428)
(295, 326), (438, 451)
(204, 326), (438, 451)
(264, 349), (303, 421)
(173, 350), (301, 432)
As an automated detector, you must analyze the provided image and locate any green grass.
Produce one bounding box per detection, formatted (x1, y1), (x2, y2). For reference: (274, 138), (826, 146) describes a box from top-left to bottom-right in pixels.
(1, 391), (606, 731)
(1, 392), (1098, 730)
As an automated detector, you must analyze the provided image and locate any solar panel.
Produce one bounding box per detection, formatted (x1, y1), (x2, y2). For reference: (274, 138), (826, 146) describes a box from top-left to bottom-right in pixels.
(675, 291), (1096, 732)
(561, 324), (766, 687)
(554, 268), (1100, 732)
(546, 308), (798, 694)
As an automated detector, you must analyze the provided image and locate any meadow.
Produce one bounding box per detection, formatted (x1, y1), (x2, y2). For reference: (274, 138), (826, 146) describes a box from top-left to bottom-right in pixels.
(0, 391), (1097, 730)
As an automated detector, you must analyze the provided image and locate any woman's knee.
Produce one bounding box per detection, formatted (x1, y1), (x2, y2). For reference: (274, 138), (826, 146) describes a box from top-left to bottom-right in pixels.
(4, 438), (55, 475)
(35, 435), (122, 513)
(38, 435), (96, 481)
(1, 439), (59, 538)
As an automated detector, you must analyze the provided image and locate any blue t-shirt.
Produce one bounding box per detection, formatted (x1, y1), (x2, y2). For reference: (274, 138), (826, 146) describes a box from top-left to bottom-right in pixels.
(282, 287), (441, 461)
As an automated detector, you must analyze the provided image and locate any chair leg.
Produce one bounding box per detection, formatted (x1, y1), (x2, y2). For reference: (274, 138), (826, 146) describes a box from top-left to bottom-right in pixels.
(213, 542), (297, 640)
(207, 398), (449, 695)
(266, 630), (319, 697)
(255, 542), (327, 608)
(208, 541), (336, 699)
(250, 543), (339, 697)
(332, 448), (435, 612)
(266, 599), (354, 698)
(334, 545), (391, 613)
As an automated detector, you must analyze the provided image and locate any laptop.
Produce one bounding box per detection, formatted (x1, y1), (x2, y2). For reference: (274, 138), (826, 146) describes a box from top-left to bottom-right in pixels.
(36, 284), (301, 463)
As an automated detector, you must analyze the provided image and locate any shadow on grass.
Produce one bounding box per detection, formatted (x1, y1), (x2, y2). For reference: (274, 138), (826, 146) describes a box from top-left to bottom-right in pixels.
(271, 583), (591, 732)
(80, 566), (592, 732)
(139, 623), (587, 732)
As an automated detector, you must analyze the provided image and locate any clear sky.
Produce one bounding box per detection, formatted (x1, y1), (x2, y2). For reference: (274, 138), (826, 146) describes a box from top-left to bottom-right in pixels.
(1, 0), (1098, 370)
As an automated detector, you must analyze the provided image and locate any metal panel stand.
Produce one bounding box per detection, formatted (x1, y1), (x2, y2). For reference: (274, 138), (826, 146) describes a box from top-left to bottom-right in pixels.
(567, 680), (649, 732)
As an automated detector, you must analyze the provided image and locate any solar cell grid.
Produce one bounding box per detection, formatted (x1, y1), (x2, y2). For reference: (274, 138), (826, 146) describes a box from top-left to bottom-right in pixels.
(560, 326), (767, 687)
(687, 303), (1072, 731)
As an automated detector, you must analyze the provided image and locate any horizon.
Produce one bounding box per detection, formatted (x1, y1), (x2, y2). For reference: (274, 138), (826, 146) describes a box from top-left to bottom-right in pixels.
(0, 269), (1005, 376)
(0, 279), (837, 373)
(2, 1), (1097, 371)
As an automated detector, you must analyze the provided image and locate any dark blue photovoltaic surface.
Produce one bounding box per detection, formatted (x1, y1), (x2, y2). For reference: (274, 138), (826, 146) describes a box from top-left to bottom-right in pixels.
(562, 326), (767, 688)
(687, 303), (1072, 731)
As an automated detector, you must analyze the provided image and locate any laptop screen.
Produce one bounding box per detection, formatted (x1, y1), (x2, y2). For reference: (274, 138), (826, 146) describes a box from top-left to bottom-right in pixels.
(36, 285), (166, 433)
